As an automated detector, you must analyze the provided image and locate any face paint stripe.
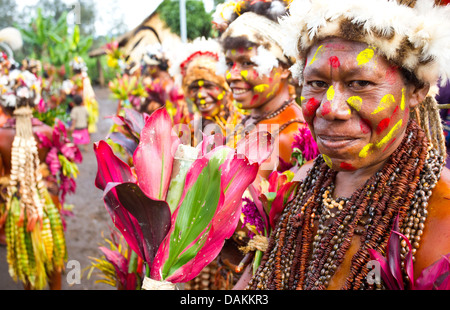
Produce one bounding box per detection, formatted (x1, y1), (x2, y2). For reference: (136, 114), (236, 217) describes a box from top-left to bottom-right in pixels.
(359, 143), (373, 158)
(347, 96), (362, 111)
(376, 119), (402, 148)
(400, 88), (405, 110)
(322, 101), (331, 116)
(326, 86), (335, 101)
(309, 45), (324, 66)
(340, 162), (355, 170)
(371, 94), (395, 114)
(241, 70), (248, 80)
(323, 154), (332, 168)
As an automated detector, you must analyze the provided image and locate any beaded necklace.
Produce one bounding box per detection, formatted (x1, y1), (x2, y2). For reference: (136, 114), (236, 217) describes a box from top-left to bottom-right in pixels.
(247, 120), (445, 290)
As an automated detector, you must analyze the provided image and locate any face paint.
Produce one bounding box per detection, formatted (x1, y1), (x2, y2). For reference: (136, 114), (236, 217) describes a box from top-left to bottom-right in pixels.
(198, 80), (204, 87)
(308, 45), (324, 66)
(385, 65), (398, 85)
(400, 88), (406, 110)
(326, 86), (335, 101)
(376, 117), (390, 134)
(376, 119), (403, 148)
(265, 83), (280, 98)
(226, 71), (231, 80)
(200, 99), (206, 105)
(253, 84), (269, 93)
(371, 94), (395, 114)
(329, 56), (340, 68)
(323, 154), (333, 168)
(303, 97), (320, 118)
(347, 96), (362, 111)
(356, 47), (375, 66)
(340, 162), (355, 170)
(382, 137), (397, 153)
(241, 70), (248, 80)
(359, 143), (373, 158)
(360, 118), (371, 134)
(322, 101), (332, 116)
(217, 91), (225, 101)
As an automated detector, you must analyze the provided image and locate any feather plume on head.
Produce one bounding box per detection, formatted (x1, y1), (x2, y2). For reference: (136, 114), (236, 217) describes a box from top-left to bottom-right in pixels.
(280, 0), (450, 87)
(215, 0), (294, 75)
(0, 27), (23, 51)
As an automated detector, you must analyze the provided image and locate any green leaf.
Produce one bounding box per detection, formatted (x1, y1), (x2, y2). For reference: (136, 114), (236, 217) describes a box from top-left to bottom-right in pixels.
(161, 149), (228, 279)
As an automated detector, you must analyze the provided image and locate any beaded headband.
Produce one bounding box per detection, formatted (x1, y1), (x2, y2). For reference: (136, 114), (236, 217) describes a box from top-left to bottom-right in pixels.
(280, 0), (450, 87)
(169, 38), (230, 93)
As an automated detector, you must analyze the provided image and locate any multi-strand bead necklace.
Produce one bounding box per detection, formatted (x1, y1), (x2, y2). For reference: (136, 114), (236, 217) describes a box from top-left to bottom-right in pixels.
(247, 120), (444, 290)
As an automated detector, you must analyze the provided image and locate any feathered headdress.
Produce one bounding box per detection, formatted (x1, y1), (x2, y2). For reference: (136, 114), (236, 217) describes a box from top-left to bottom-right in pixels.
(280, 0), (450, 87)
(169, 37), (229, 93)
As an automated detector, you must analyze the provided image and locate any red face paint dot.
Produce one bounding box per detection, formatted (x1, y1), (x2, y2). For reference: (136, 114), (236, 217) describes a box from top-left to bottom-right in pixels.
(376, 118), (390, 134)
(360, 118), (371, 134)
(340, 162), (355, 170)
(329, 56), (340, 68)
(322, 101), (332, 116)
(382, 137), (397, 153)
(303, 97), (320, 118)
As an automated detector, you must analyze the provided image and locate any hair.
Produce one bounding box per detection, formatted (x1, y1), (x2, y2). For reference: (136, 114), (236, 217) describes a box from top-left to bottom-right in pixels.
(73, 94), (83, 106)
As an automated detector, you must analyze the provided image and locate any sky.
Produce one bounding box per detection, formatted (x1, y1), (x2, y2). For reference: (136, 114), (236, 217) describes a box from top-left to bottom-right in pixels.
(16, 0), (215, 36)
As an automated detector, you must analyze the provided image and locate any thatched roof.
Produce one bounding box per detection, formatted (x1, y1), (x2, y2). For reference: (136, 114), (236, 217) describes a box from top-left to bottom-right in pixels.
(89, 10), (181, 63)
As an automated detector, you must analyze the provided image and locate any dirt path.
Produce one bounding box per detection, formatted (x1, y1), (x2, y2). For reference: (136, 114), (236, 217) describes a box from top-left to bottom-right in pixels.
(0, 86), (118, 290)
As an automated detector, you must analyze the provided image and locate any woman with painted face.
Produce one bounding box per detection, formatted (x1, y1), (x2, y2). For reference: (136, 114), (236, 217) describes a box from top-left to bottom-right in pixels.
(170, 37), (238, 147)
(215, 0), (309, 178)
(241, 0), (450, 290)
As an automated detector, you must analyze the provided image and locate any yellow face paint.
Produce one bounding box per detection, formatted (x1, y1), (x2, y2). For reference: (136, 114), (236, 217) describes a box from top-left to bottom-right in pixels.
(253, 84), (269, 93)
(197, 92), (203, 99)
(217, 91), (225, 100)
(326, 86), (335, 101)
(200, 99), (206, 105)
(322, 154), (333, 168)
(400, 88), (405, 110)
(198, 80), (204, 87)
(356, 47), (375, 66)
(309, 45), (324, 66)
(231, 49), (236, 55)
(266, 83), (280, 98)
(226, 71), (231, 80)
(376, 119), (403, 148)
(359, 143), (373, 158)
(372, 94), (395, 114)
(347, 96), (362, 111)
(240, 70), (248, 80)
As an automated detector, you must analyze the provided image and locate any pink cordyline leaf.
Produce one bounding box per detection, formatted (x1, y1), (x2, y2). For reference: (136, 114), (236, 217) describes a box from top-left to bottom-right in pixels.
(46, 148), (61, 176)
(35, 131), (52, 148)
(94, 141), (146, 261)
(269, 181), (298, 229)
(387, 215), (405, 289)
(162, 149), (259, 283)
(267, 171), (288, 193)
(368, 248), (400, 290)
(415, 254), (450, 290)
(99, 246), (129, 286)
(133, 107), (181, 201)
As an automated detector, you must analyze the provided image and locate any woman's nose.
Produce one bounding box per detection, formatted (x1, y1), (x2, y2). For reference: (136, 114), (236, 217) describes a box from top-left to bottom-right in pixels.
(227, 63), (243, 81)
(317, 85), (352, 121)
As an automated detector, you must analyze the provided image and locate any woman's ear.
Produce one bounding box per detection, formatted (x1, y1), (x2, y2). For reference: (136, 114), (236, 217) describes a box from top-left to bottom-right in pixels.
(279, 64), (291, 80)
(408, 82), (430, 109)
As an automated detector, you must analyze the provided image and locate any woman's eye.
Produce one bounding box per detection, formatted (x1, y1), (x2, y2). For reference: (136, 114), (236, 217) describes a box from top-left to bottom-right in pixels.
(243, 61), (254, 67)
(226, 61), (234, 68)
(349, 80), (371, 88)
(307, 80), (328, 88)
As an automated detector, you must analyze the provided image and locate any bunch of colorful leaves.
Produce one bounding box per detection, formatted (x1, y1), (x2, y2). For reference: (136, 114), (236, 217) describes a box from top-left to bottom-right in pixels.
(109, 74), (147, 107)
(94, 107), (273, 286)
(369, 215), (450, 290)
(105, 40), (126, 70)
(86, 228), (143, 290)
(36, 119), (82, 205)
(106, 107), (149, 159)
(239, 170), (298, 273)
(145, 81), (191, 125)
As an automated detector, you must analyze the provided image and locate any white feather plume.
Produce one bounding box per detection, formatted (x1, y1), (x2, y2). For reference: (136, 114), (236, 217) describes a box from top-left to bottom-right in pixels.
(0, 27), (23, 50)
